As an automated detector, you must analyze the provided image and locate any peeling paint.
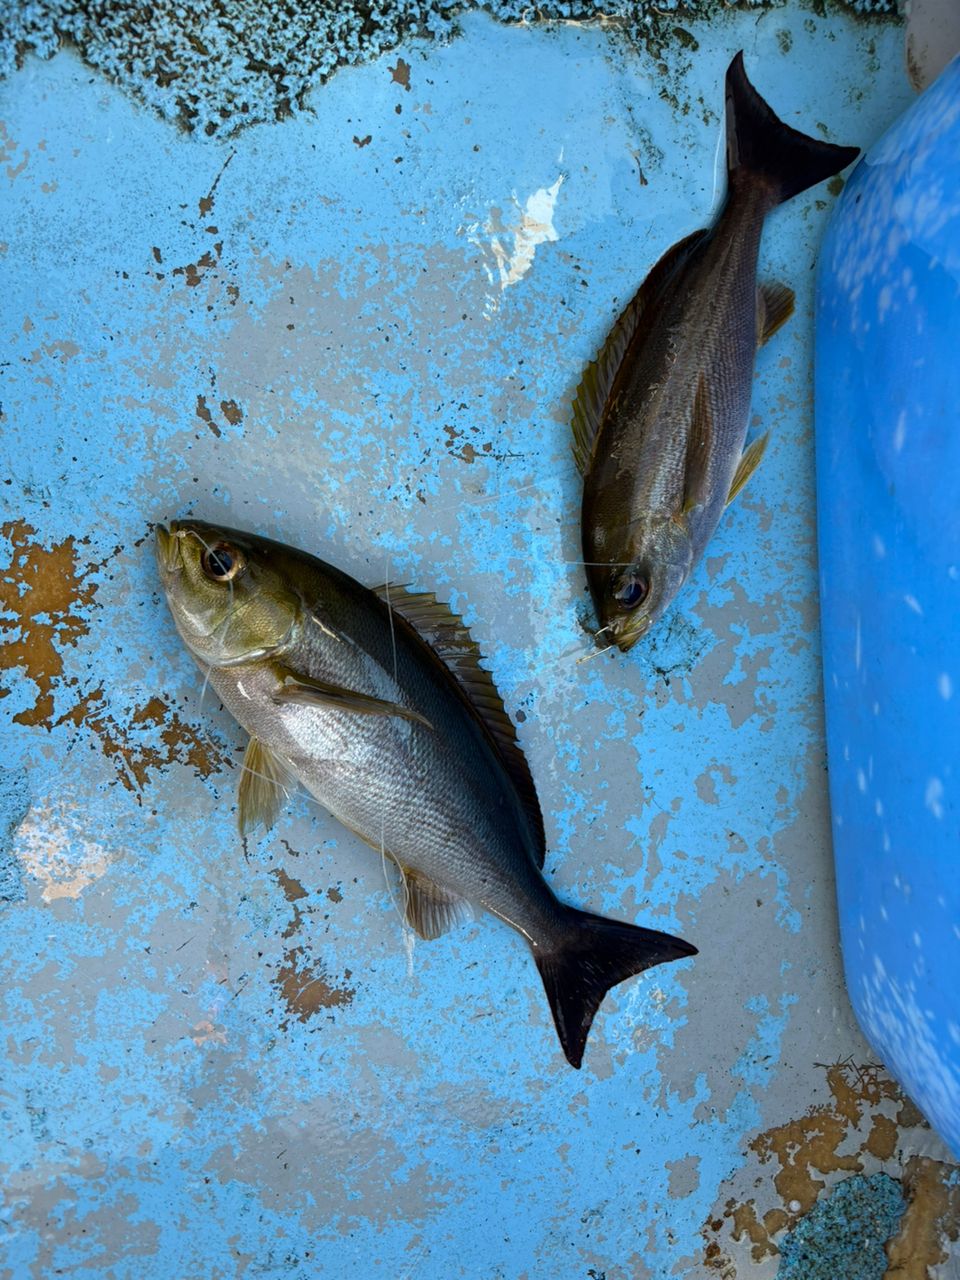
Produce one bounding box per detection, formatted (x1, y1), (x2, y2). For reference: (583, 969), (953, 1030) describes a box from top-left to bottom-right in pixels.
(271, 866), (356, 1026)
(0, 519), (98, 726)
(14, 795), (115, 902)
(702, 1060), (960, 1274)
(885, 1156), (960, 1279)
(1, 1), (900, 139)
(0, 520), (229, 790)
(486, 174), (565, 292)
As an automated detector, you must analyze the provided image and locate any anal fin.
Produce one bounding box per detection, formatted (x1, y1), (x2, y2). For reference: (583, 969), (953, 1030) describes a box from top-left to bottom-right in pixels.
(398, 865), (472, 941)
(726, 433), (769, 506)
(757, 282), (795, 346)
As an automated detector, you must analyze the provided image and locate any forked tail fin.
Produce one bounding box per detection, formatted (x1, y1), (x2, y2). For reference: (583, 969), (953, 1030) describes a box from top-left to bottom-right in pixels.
(534, 909), (697, 1069)
(725, 50), (859, 205)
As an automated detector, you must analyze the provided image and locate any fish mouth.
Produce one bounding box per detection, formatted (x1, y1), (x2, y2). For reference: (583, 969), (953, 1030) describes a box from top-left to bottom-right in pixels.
(154, 522), (182, 576)
(606, 614), (651, 653)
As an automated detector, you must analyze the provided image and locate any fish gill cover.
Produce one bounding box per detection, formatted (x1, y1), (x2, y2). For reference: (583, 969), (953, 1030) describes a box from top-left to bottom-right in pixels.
(1, 0), (898, 139)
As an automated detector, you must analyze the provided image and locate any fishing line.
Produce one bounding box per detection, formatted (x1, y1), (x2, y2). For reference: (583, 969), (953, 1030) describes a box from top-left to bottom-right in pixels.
(576, 643), (615, 665)
(709, 97), (726, 214)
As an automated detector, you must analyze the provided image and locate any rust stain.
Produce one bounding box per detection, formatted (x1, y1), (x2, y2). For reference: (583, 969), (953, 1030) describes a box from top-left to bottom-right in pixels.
(196, 393), (222, 437)
(275, 948), (355, 1026)
(442, 423), (496, 465)
(389, 57), (411, 90)
(220, 398), (242, 426)
(174, 249), (218, 288)
(199, 150), (234, 217)
(271, 867), (354, 1027)
(57, 690), (228, 793)
(702, 1059), (960, 1272)
(0, 519), (226, 791)
(274, 867), (307, 908)
(0, 519), (98, 725)
(727, 1201), (777, 1263)
(885, 1155), (960, 1278)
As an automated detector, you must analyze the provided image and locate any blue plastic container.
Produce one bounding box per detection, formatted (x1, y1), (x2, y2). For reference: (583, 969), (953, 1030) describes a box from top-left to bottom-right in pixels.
(816, 58), (960, 1156)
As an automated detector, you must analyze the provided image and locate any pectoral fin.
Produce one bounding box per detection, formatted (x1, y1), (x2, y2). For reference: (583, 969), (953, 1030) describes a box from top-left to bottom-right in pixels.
(398, 864), (472, 940)
(726, 433), (769, 505)
(682, 373), (714, 514)
(238, 737), (297, 836)
(273, 666), (433, 729)
(757, 283), (795, 346)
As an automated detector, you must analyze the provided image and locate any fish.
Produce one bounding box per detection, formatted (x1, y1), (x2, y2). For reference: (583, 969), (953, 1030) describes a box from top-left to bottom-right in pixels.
(573, 51), (859, 651)
(155, 519), (696, 1068)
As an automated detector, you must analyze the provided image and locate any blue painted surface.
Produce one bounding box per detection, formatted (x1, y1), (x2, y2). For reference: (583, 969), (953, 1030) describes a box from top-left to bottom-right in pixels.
(0, 10), (937, 1277)
(816, 57), (960, 1159)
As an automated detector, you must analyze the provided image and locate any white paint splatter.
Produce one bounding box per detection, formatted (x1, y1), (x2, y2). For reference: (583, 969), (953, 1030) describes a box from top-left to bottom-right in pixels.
(893, 410), (907, 452)
(925, 776), (945, 820)
(904, 593), (923, 615)
(938, 672), (953, 700)
(483, 174), (565, 297)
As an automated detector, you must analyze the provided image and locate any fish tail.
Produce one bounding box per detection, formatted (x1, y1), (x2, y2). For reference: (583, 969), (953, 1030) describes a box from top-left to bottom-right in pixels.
(533, 909), (697, 1069)
(725, 50), (859, 205)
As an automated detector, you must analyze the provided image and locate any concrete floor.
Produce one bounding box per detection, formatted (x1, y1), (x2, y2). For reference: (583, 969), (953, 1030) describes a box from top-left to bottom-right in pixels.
(1, 5), (958, 1277)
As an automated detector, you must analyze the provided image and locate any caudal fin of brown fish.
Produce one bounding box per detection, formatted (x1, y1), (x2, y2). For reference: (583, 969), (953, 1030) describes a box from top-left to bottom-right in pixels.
(534, 909), (697, 1068)
(725, 50), (859, 205)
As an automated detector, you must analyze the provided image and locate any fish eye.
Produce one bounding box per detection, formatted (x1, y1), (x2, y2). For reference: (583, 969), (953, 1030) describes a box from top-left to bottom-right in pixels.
(613, 572), (650, 610)
(200, 542), (244, 583)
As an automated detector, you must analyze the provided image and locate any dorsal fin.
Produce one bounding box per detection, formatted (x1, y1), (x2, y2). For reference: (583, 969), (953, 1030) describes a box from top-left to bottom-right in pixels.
(570, 227), (708, 476)
(372, 583), (546, 866)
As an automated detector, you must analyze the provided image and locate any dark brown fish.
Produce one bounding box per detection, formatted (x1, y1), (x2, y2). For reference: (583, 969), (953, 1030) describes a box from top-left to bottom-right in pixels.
(156, 519), (696, 1067)
(573, 52), (859, 651)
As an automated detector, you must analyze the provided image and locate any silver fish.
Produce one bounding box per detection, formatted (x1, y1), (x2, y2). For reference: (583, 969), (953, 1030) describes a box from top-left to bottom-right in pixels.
(156, 519), (696, 1067)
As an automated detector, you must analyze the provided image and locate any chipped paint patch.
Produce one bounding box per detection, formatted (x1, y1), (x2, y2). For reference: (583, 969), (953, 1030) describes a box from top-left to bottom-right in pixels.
(56, 691), (230, 793)
(14, 795), (115, 902)
(0, 519), (98, 726)
(271, 867), (356, 1026)
(885, 1155), (960, 1277)
(487, 175), (564, 291)
(0, 1), (900, 138)
(702, 1061), (960, 1273)
(0, 520), (229, 790)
